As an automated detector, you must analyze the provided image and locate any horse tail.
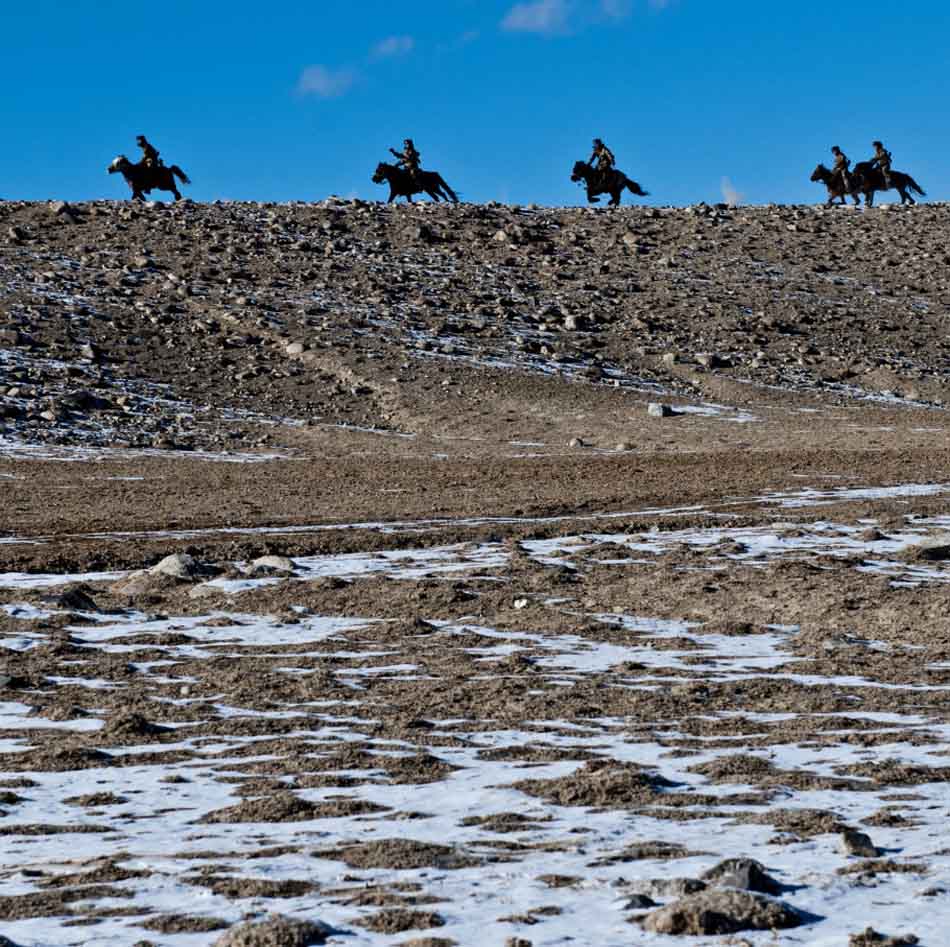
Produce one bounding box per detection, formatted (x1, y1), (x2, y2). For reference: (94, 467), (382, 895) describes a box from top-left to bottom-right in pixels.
(907, 176), (926, 197)
(171, 165), (191, 185)
(626, 177), (649, 197)
(437, 175), (459, 203)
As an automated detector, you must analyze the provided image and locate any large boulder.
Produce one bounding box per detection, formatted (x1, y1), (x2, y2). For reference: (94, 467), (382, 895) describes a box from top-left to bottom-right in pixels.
(642, 888), (805, 936)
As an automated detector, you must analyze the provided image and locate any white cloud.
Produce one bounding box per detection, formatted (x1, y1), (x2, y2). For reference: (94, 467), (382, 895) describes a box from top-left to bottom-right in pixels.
(296, 65), (357, 99)
(501, 0), (572, 35)
(371, 35), (415, 59)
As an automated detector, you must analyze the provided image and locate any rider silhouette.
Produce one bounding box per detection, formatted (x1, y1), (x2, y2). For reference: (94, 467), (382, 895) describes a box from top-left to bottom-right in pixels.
(870, 140), (893, 189)
(589, 138), (615, 189)
(390, 138), (421, 183)
(830, 145), (851, 193)
(136, 135), (162, 169)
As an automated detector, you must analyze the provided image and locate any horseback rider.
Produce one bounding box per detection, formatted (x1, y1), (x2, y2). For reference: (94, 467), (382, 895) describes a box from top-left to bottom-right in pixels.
(390, 138), (421, 183)
(830, 145), (852, 193)
(136, 135), (162, 169)
(869, 140), (893, 189)
(589, 138), (615, 189)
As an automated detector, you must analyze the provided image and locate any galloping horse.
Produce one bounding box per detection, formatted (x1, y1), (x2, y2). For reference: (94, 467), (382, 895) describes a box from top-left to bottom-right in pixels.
(108, 156), (191, 201)
(851, 161), (926, 207)
(811, 162), (925, 208)
(571, 160), (649, 206)
(372, 162), (459, 204)
(810, 164), (861, 207)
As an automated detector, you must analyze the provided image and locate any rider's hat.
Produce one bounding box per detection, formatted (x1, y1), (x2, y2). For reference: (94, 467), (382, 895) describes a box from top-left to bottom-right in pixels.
(831, 145), (841, 152)
(593, 137), (602, 145)
(872, 140), (883, 148)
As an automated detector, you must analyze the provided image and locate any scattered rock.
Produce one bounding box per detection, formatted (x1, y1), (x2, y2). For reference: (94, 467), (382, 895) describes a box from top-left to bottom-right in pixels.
(848, 928), (919, 946)
(647, 402), (676, 418)
(249, 555), (297, 574)
(212, 915), (334, 947)
(840, 829), (879, 858)
(641, 888), (805, 936)
(701, 858), (785, 895)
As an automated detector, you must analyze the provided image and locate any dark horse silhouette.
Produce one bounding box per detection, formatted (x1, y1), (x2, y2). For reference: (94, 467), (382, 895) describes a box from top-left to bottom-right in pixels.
(810, 164), (861, 207)
(571, 160), (649, 206)
(852, 161), (926, 207)
(372, 162), (459, 204)
(108, 155), (191, 201)
(811, 163), (925, 208)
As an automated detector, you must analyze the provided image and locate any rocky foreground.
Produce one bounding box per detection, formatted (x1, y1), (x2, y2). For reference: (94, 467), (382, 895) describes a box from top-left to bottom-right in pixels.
(1, 200), (950, 946)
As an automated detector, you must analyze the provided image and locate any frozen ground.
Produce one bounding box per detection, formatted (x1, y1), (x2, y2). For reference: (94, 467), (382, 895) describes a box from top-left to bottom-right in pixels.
(2, 501), (949, 946)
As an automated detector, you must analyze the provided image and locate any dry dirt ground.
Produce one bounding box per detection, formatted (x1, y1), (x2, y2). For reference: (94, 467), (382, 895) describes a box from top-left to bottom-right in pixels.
(1, 199), (950, 947)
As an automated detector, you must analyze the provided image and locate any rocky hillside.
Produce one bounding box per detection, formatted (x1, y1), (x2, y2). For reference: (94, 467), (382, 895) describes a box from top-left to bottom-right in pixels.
(2, 198), (949, 451)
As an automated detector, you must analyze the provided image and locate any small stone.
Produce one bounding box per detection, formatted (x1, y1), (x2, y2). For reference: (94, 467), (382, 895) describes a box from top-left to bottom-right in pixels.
(47, 586), (99, 612)
(661, 352), (680, 366)
(647, 403), (675, 418)
(849, 927), (919, 946)
(249, 555), (296, 574)
(701, 858), (784, 895)
(513, 598), (529, 610)
(615, 442), (633, 451)
(569, 437), (586, 447)
(696, 353), (732, 369)
(148, 553), (205, 580)
(7, 225), (28, 242)
(840, 829), (879, 858)
(285, 341), (306, 356)
(50, 200), (77, 219)
(623, 894), (658, 909)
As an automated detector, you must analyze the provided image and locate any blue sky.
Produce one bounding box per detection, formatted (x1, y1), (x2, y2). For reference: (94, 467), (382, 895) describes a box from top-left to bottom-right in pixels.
(3, 1), (948, 206)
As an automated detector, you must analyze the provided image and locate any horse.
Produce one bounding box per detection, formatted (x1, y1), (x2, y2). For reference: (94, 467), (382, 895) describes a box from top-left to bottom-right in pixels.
(810, 164), (861, 207)
(851, 160), (926, 207)
(571, 160), (649, 206)
(372, 162), (459, 204)
(108, 155), (191, 201)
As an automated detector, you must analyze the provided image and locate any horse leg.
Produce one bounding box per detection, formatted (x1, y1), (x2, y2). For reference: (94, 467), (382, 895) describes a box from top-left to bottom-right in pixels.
(387, 190), (396, 204)
(609, 190), (621, 207)
(587, 188), (600, 204)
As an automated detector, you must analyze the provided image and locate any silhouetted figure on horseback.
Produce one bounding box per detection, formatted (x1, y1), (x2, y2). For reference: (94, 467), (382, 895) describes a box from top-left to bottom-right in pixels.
(373, 138), (459, 203)
(869, 140), (893, 190)
(571, 138), (648, 206)
(811, 145), (860, 206)
(812, 139), (925, 207)
(108, 135), (191, 201)
(390, 138), (422, 185)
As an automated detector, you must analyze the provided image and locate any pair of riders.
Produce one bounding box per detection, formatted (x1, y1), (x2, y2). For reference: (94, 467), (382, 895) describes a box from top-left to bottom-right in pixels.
(388, 136), (618, 187)
(830, 141), (893, 192)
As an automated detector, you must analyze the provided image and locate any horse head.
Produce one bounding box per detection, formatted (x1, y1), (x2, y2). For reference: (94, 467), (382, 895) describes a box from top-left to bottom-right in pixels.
(571, 160), (590, 182)
(372, 162), (392, 184)
(108, 156), (132, 175)
(810, 164), (829, 182)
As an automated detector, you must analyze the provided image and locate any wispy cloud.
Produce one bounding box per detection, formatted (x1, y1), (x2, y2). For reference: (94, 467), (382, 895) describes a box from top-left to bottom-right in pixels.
(501, 0), (571, 35)
(296, 65), (357, 99)
(371, 35), (415, 60)
(500, 0), (668, 36)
